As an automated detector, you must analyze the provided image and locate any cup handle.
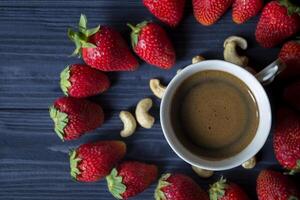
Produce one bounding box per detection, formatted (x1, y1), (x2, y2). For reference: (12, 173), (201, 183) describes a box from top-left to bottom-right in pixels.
(255, 59), (286, 85)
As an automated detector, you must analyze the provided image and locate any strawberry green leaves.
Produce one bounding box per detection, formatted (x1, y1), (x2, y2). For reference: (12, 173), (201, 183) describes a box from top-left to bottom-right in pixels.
(68, 14), (100, 57)
(49, 106), (68, 141)
(69, 150), (82, 180)
(154, 173), (171, 200)
(127, 21), (148, 48)
(289, 160), (300, 175)
(78, 14), (88, 33)
(279, 0), (300, 16)
(78, 14), (100, 37)
(209, 177), (227, 200)
(106, 168), (126, 199)
(60, 66), (71, 96)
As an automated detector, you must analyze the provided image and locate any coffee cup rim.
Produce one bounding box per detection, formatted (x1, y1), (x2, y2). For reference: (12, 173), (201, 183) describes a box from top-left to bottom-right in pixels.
(160, 60), (271, 171)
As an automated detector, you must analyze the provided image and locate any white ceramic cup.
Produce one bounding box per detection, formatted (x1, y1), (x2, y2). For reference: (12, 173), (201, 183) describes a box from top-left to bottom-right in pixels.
(160, 59), (285, 171)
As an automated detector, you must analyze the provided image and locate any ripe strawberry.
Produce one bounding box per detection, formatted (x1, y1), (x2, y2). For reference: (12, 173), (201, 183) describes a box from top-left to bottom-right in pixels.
(273, 108), (300, 174)
(255, 1), (300, 48)
(60, 64), (110, 98)
(68, 14), (138, 71)
(127, 21), (176, 69)
(143, 0), (186, 27)
(209, 177), (250, 200)
(49, 97), (104, 141)
(192, 0), (233, 26)
(256, 169), (300, 200)
(279, 40), (300, 79)
(70, 141), (126, 182)
(284, 81), (300, 111)
(155, 173), (209, 200)
(106, 161), (158, 199)
(232, 0), (263, 24)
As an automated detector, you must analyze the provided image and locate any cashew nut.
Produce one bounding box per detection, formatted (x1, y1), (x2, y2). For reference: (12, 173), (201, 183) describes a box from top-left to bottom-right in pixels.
(135, 98), (155, 129)
(192, 55), (205, 64)
(119, 111), (137, 137)
(242, 156), (256, 169)
(192, 165), (214, 178)
(223, 36), (249, 67)
(176, 55), (205, 76)
(150, 79), (166, 99)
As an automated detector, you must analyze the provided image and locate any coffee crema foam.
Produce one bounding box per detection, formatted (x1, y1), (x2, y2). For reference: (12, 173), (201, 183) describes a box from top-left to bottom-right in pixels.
(171, 70), (259, 160)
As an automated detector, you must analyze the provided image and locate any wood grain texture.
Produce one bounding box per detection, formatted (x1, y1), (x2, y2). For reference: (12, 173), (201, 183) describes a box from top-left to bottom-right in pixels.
(0, 0), (294, 199)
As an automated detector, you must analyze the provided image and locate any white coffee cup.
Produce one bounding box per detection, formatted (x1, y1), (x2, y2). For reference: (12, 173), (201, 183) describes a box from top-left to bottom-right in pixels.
(160, 59), (285, 171)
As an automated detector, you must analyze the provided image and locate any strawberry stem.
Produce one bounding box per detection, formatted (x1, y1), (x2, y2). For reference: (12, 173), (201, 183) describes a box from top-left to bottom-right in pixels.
(106, 168), (126, 199)
(69, 150), (82, 180)
(127, 23), (139, 33)
(68, 14), (100, 57)
(127, 21), (149, 49)
(209, 177), (227, 200)
(154, 173), (171, 200)
(49, 106), (68, 141)
(60, 65), (71, 96)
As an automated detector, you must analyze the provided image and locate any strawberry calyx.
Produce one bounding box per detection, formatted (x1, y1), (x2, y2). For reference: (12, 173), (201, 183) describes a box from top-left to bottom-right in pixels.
(69, 150), (82, 180)
(209, 177), (228, 200)
(68, 14), (100, 57)
(154, 173), (171, 200)
(127, 21), (148, 49)
(49, 106), (68, 141)
(278, 0), (300, 16)
(60, 65), (71, 96)
(106, 168), (126, 199)
(288, 160), (300, 175)
(289, 196), (299, 200)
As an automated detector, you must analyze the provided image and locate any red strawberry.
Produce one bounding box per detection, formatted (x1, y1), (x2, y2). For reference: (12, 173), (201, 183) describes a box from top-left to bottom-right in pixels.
(279, 40), (300, 79)
(256, 169), (300, 200)
(143, 0), (186, 27)
(60, 64), (110, 98)
(232, 0), (263, 24)
(70, 141), (126, 182)
(68, 14), (138, 71)
(49, 97), (104, 141)
(273, 108), (300, 174)
(127, 21), (176, 69)
(255, 1), (300, 48)
(106, 161), (158, 199)
(284, 81), (300, 111)
(209, 177), (250, 200)
(155, 173), (209, 200)
(192, 0), (233, 26)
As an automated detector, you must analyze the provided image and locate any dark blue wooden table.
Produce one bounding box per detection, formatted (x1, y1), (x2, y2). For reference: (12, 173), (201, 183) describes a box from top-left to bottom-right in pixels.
(0, 0), (291, 199)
